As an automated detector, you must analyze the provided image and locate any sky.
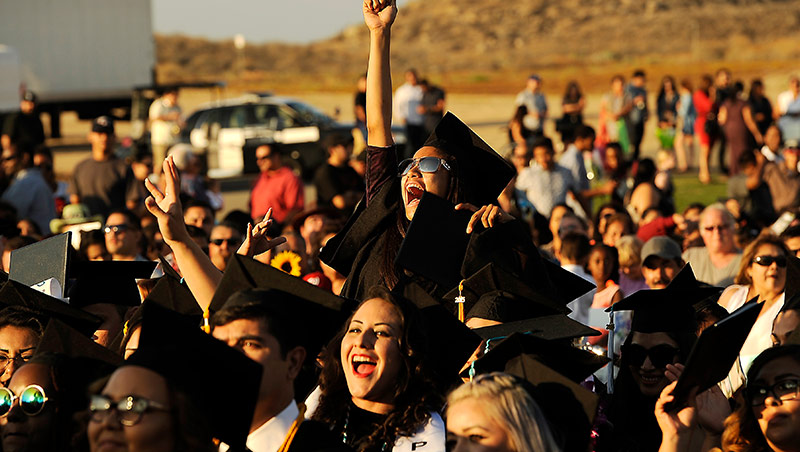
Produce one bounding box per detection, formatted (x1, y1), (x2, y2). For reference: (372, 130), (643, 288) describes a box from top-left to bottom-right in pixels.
(152, 0), (410, 44)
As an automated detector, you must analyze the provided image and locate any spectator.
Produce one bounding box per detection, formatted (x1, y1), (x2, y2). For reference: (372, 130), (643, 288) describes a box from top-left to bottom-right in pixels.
(354, 74), (367, 142)
(588, 243), (623, 307)
(182, 198), (215, 237)
(599, 75), (631, 152)
(393, 68), (425, 158)
(148, 88), (182, 167)
(418, 79), (446, 137)
(656, 75), (678, 151)
(674, 79), (696, 173)
(772, 304), (799, 346)
(32, 146), (69, 216)
(508, 106), (531, 147)
(1, 91), (44, 151)
(695, 74), (716, 183)
(603, 212), (633, 247)
(79, 229), (110, 261)
(0, 140), (55, 233)
(125, 148), (154, 216)
(745, 140), (800, 215)
(103, 209), (145, 261)
(713, 68), (734, 174)
(557, 80), (585, 142)
(249, 143), (304, 231)
(514, 75), (547, 137)
(749, 78), (774, 136)
(718, 80), (763, 175)
(776, 75), (800, 141)
(626, 70), (649, 160)
(640, 236), (684, 289)
(616, 234), (648, 296)
(681, 203), (742, 286)
(516, 137), (584, 221)
(780, 224), (800, 258)
(69, 116), (132, 217)
(1, 235), (38, 272)
(601, 142), (630, 204)
(558, 125), (591, 201)
(313, 133), (364, 214)
(208, 222), (242, 272)
(760, 124), (784, 162)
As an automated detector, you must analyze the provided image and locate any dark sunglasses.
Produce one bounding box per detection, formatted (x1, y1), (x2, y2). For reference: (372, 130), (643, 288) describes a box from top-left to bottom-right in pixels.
(211, 238), (241, 246)
(0, 385), (49, 417)
(622, 343), (679, 369)
(748, 378), (800, 407)
(397, 157), (451, 177)
(752, 255), (787, 268)
(89, 394), (169, 427)
(104, 224), (130, 235)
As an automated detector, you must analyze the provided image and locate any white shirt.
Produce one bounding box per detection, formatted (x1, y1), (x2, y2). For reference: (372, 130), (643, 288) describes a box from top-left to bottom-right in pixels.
(149, 97), (182, 145)
(221, 401), (298, 452)
(777, 90), (799, 115)
(393, 412), (446, 452)
(394, 83), (424, 126)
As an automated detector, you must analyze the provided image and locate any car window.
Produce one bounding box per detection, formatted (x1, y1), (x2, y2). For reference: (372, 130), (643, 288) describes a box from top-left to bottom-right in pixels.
(251, 104), (281, 129)
(227, 106), (250, 128)
(286, 101), (333, 126)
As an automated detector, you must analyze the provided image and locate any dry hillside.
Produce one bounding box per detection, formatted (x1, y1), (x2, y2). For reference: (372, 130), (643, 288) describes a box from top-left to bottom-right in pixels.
(156, 0), (800, 92)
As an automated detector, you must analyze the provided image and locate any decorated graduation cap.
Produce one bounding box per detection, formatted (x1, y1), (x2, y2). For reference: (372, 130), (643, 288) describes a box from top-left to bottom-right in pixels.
(128, 302), (262, 451)
(9, 232), (72, 298)
(423, 112), (516, 207)
(472, 314), (599, 342)
(443, 263), (569, 323)
(0, 280), (101, 337)
(396, 282), (482, 382)
(69, 261), (157, 308)
(608, 264), (721, 333)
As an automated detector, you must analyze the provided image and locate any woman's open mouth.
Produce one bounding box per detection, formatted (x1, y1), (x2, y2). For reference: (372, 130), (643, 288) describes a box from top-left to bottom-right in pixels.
(638, 372), (663, 386)
(352, 354), (377, 378)
(405, 182), (425, 207)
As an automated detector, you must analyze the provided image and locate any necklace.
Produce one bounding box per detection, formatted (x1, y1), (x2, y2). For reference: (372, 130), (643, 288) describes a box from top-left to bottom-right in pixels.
(341, 405), (389, 451)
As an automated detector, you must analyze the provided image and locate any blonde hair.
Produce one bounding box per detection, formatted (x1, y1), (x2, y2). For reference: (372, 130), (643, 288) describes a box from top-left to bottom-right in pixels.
(616, 234), (643, 268)
(447, 373), (560, 452)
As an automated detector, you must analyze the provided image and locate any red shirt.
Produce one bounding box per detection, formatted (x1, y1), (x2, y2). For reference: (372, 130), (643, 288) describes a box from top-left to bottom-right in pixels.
(249, 166), (304, 224)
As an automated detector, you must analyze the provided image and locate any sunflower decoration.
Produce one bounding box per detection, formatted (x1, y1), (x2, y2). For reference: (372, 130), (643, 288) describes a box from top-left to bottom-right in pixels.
(270, 250), (303, 277)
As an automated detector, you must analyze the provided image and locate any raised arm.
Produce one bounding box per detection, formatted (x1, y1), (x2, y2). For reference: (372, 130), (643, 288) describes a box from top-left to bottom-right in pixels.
(363, 0), (397, 147)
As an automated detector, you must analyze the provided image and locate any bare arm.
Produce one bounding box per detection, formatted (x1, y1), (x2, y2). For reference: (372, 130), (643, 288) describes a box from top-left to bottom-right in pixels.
(363, 0), (397, 147)
(742, 105), (763, 144)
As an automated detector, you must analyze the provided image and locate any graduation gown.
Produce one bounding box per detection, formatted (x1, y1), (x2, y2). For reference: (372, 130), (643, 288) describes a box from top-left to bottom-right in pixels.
(289, 420), (354, 452)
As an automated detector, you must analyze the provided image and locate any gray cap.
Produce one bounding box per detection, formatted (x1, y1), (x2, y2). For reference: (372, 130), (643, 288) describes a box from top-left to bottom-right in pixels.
(641, 236), (682, 263)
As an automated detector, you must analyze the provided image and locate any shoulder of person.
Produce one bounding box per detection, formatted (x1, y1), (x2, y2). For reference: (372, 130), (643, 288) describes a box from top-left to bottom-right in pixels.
(392, 412), (445, 452)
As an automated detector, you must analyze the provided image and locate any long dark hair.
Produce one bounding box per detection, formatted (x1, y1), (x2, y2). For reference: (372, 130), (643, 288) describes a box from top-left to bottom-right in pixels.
(312, 286), (443, 451)
(563, 81), (583, 104)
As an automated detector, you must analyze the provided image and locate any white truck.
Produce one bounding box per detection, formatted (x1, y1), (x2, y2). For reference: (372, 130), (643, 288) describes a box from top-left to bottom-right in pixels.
(0, 0), (155, 137)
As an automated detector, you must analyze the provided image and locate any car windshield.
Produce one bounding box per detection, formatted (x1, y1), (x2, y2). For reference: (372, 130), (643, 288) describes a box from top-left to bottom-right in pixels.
(286, 101), (334, 126)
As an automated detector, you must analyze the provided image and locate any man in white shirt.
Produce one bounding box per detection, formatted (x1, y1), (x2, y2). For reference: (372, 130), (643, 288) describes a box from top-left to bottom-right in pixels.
(149, 89), (182, 167)
(776, 76), (800, 116)
(393, 69), (425, 158)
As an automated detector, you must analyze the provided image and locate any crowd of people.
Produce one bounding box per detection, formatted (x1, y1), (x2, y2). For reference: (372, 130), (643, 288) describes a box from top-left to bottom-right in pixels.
(0, 1), (798, 452)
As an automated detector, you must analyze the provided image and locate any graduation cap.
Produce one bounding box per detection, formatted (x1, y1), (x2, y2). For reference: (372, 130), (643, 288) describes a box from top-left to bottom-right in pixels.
(781, 256), (800, 312)
(0, 280), (101, 337)
(9, 232), (72, 298)
(396, 282), (482, 382)
(423, 112), (515, 207)
(69, 261), (157, 308)
(472, 314), (600, 342)
(128, 302), (262, 451)
(664, 300), (763, 411)
(541, 259), (598, 306)
(158, 255), (182, 281)
(395, 192), (473, 290)
(608, 264), (721, 333)
(443, 263), (569, 322)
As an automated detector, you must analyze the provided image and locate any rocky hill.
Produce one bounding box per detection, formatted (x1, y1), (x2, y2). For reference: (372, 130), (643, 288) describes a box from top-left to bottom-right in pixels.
(156, 0), (800, 90)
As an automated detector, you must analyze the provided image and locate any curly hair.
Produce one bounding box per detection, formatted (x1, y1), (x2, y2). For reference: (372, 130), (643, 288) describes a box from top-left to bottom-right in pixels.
(312, 286), (443, 451)
(447, 372), (560, 452)
(721, 345), (800, 452)
(734, 234), (789, 286)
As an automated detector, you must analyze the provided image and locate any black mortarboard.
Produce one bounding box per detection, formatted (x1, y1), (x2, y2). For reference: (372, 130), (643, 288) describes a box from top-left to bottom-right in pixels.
(423, 112), (515, 207)
(540, 259), (598, 306)
(395, 192), (473, 290)
(467, 332), (609, 383)
(609, 264), (720, 333)
(782, 256), (800, 312)
(128, 302), (261, 450)
(396, 282), (482, 381)
(9, 232), (72, 298)
(36, 318), (122, 367)
(69, 261), (157, 308)
(664, 300), (763, 411)
(0, 280), (101, 337)
(158, 255), (182, 281)
(442, 263), (568, 322)
(472, 314), (600, 342)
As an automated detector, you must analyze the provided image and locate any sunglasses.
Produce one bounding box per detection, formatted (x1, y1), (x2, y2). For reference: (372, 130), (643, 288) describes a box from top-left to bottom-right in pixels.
(0, 385), (49, 417)
(622, 343), (679, 369)
(89, 394), (170, 427)
(752, 255), (787, 268)
(210, 238), (241, 246)
(748, 378), (800, 407)
(104, 224), (130, 235)
(397, 157), (451, 177)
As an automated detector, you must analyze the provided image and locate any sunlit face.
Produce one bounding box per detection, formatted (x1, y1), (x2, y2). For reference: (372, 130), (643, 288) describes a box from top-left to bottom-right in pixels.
(88, 366), (174, 452)
(772, 310), (800, 346)
(124, 326), (141, 360)
(401, 146), (451, 221)
(603, 220), (627, 247)
(88, 132), (115, 157)
(548, 206), (570, 237)
(1, 148), (23, 178)
(699, 210), (734, 254)
(340, 298), (404, 410)
(208, 226), (241, 272)
(82, 303), (124, 349)
(605, 147), (620, 170)
(765, 126), (782, 152)
(628, 332), (679, 397)
(86, 244), (110, 261)
(588, 248), (614, 286)
(747, 244), (787, 297)
(783, 237), (800, 259)
(533, 146), (554, 171)
(446, 397), (514, 452)
(183, 206), (214, 236)
(752, 357), (800, 451)
(641, 256), (681, 289)
(131, 158), (153, 181)
(0, 326), (39, 388)
(104, 213), (141, 258)
(256, 145), (280, 173)
(783, 149), (799, 174)
(1, 363), (57, 452)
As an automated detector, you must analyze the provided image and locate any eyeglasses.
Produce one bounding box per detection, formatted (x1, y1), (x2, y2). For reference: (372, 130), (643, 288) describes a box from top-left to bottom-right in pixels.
(89, 394), (170, 427)
(0, 385), (49, 417)
(210, 238), (241, 246)
(0, 353), (33, 374)
(748, 378), (800, 407)
(397, 157), (451, 177)
(752, 255), (787, 268)
(104, 224), (130, 235)
(703, 224), (730, 233)
(621, 343), (679, 369)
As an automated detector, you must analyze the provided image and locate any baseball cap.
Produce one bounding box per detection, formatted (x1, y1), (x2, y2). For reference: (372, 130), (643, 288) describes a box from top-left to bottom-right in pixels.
(528, 74), (541, 81)
(641, 236), (682, 264)
(784, 139), (799, 150)
(91, 116), (115, 134)
(21, 91), (36, 103)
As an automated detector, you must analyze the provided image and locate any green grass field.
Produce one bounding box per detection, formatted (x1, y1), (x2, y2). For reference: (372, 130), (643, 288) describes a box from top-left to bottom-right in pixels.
(671, 172), (729, 213)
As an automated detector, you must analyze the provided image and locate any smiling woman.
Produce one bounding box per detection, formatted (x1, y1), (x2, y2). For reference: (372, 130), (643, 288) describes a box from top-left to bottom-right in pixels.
(312, 286), (445, 452)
